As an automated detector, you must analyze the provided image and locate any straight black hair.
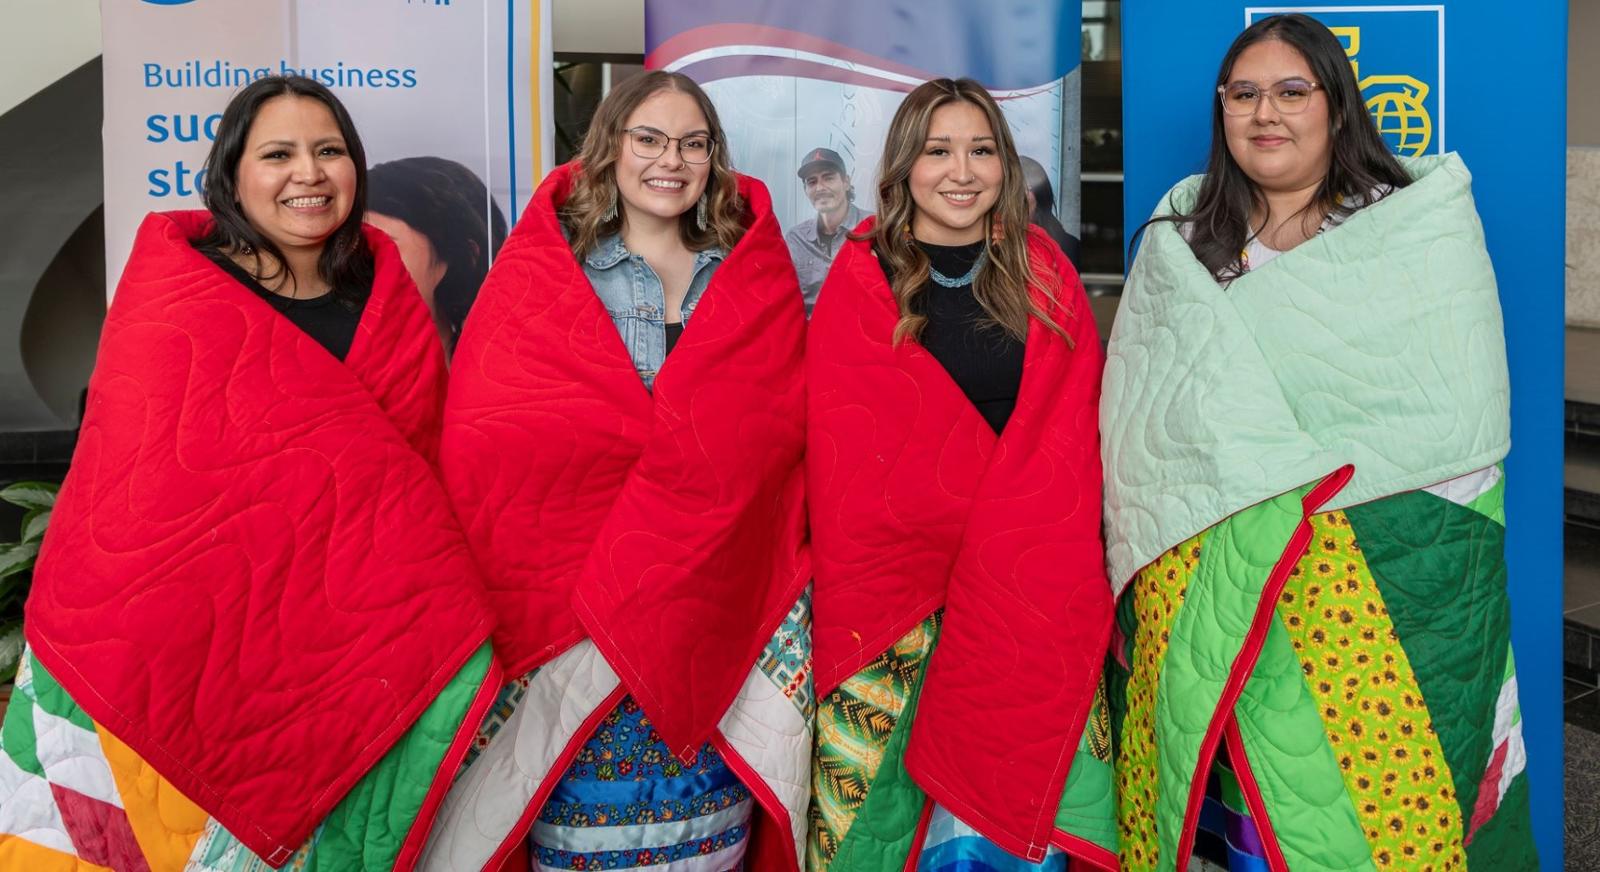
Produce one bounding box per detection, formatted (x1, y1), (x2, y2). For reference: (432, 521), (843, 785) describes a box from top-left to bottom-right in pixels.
(194, 75), (372, 308)
(368, 156), (507, 354)
(1138, 13), (1412, 281)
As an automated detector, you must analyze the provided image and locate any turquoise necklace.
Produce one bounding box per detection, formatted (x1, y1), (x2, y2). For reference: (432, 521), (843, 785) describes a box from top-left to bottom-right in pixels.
(929, 251), (986, 288)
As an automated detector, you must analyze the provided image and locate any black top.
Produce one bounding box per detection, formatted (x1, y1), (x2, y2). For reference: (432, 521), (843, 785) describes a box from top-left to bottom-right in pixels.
(197, 247), (368, 361)
(665, 321), (684, 355)
(881, 239), (1026, 434)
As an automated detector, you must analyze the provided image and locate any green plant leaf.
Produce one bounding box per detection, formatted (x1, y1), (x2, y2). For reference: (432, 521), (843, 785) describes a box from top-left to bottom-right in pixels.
(0, 541), (40, 581)
(0, 482), (58, 512)
(0, 569), (23, 600)
(0, 622), (22, 683)
(21, 509), (50, 545)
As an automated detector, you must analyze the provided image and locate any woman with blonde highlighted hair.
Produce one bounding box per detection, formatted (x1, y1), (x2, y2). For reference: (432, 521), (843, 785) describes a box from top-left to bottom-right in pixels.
(424, 71), (813, 871)
(806, 77), (1118, 871)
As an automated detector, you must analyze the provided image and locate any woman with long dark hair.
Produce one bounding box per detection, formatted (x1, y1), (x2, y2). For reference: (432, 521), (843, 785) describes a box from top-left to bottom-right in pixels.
(368, 156), (508, 355)
(806, 77), (1116, 871)
(1103, 15), (1536, 870)
(422, 71), (810, 872)
(0, 75), (497, 869)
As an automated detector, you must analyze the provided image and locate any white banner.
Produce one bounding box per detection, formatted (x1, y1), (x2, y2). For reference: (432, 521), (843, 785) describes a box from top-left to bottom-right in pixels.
(101, 0), (554, 297)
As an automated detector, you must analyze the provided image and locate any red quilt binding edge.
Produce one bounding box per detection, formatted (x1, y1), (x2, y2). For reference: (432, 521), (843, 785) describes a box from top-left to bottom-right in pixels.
(479, 683), (630, 872)
(1052, 826), (1122, 871)
(393, 655), (506, 872)
(1224, 717), (1291, 872)
(899, 798), (937, 872)
(1170, 464), (1354, 871)
(711, 731), (801, 872)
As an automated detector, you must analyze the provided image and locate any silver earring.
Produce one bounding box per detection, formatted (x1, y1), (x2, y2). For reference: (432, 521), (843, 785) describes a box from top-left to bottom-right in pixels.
(695, 194), (708, 231)
(601, 187), (618, 223)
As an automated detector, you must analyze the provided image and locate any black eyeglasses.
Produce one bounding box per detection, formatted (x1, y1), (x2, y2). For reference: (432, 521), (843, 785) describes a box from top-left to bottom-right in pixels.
(622, 126), (714, 164)
(1217, 78), (1323, 116)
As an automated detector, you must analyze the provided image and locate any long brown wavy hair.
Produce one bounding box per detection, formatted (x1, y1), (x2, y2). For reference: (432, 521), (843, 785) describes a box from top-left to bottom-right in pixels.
(562, 71), (745, 259)
(868, 78), (1068, 346)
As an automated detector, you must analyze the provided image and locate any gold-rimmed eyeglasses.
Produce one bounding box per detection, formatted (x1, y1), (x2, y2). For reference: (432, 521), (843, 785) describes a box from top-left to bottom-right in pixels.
(622, 126), (714, 164)
(1217, 78), (1323, 116)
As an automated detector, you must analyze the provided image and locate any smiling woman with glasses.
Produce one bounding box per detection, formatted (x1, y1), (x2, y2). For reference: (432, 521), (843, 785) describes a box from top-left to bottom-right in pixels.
(1159, 14), (1409, 277)
(1217, 77), (1323, 116)
(622, 125), (715, 163)
(1103, 12), (1537, 872)
(429, 70), (813, 872)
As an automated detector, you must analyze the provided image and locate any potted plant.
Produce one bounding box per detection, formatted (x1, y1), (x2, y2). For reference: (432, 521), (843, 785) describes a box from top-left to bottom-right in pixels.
(0, 481), (57, 711)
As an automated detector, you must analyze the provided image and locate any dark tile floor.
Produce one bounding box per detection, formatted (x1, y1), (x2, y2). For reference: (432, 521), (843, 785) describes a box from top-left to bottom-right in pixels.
(1568, 722), (1600, 871)
(1568, 530), (1600, 866)
(1570, 669), (1600, 870)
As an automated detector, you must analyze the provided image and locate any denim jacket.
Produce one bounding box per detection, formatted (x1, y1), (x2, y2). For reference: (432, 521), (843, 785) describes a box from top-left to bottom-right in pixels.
(584, 233), (726, 390)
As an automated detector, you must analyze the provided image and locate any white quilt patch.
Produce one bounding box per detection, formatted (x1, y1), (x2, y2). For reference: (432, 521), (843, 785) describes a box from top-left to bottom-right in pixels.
(417, 642), (619, 872)
(718, 663), (812, 864)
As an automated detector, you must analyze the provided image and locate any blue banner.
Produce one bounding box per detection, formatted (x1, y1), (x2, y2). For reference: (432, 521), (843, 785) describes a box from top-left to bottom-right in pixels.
(1123, 2), (1566, 867)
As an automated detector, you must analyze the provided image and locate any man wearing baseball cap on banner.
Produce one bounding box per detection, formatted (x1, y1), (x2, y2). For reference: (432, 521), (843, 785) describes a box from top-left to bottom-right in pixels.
(784, 147), (872, 314)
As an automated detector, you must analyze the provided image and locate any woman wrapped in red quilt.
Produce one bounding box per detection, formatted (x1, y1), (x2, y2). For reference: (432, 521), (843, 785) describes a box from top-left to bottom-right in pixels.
(805, 78), (1118, 872)
(0, 75), (499, 871)
(418, 72), (812, 872)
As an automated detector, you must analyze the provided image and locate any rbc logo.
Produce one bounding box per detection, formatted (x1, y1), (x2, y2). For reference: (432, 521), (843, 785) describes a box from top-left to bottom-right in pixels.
(1247, 7), (1445, 157)
(1329, 26), (1434, 157)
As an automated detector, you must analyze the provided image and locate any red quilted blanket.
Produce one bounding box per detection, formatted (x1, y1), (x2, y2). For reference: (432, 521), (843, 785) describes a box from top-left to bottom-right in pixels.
(440, 163), (810, 760)
(807, 223), (1112, 859)
(23, 211), (495, 863)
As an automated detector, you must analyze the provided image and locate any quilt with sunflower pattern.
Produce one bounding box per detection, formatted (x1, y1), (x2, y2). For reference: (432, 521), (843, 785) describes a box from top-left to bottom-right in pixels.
(1100, 154), (1536, 872)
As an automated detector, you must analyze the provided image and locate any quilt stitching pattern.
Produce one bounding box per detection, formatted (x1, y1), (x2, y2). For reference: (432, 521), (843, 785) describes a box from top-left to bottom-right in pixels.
(16, 212), (494, 863)
(1101, 154), (1512, 595)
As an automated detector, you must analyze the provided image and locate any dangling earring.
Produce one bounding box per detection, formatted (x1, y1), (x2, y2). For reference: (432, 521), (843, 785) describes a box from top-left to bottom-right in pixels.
(600, 187), (618, 223)
(990, 216), (1006, 244)
(695, 193), (709, 231)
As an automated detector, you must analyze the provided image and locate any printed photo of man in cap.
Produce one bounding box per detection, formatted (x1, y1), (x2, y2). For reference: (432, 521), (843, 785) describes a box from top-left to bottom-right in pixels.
(784, 147), (872, 315)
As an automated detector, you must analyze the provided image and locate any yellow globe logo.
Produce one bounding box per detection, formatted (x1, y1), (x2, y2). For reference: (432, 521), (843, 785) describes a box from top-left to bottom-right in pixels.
(1361, 75), (1433, 157)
